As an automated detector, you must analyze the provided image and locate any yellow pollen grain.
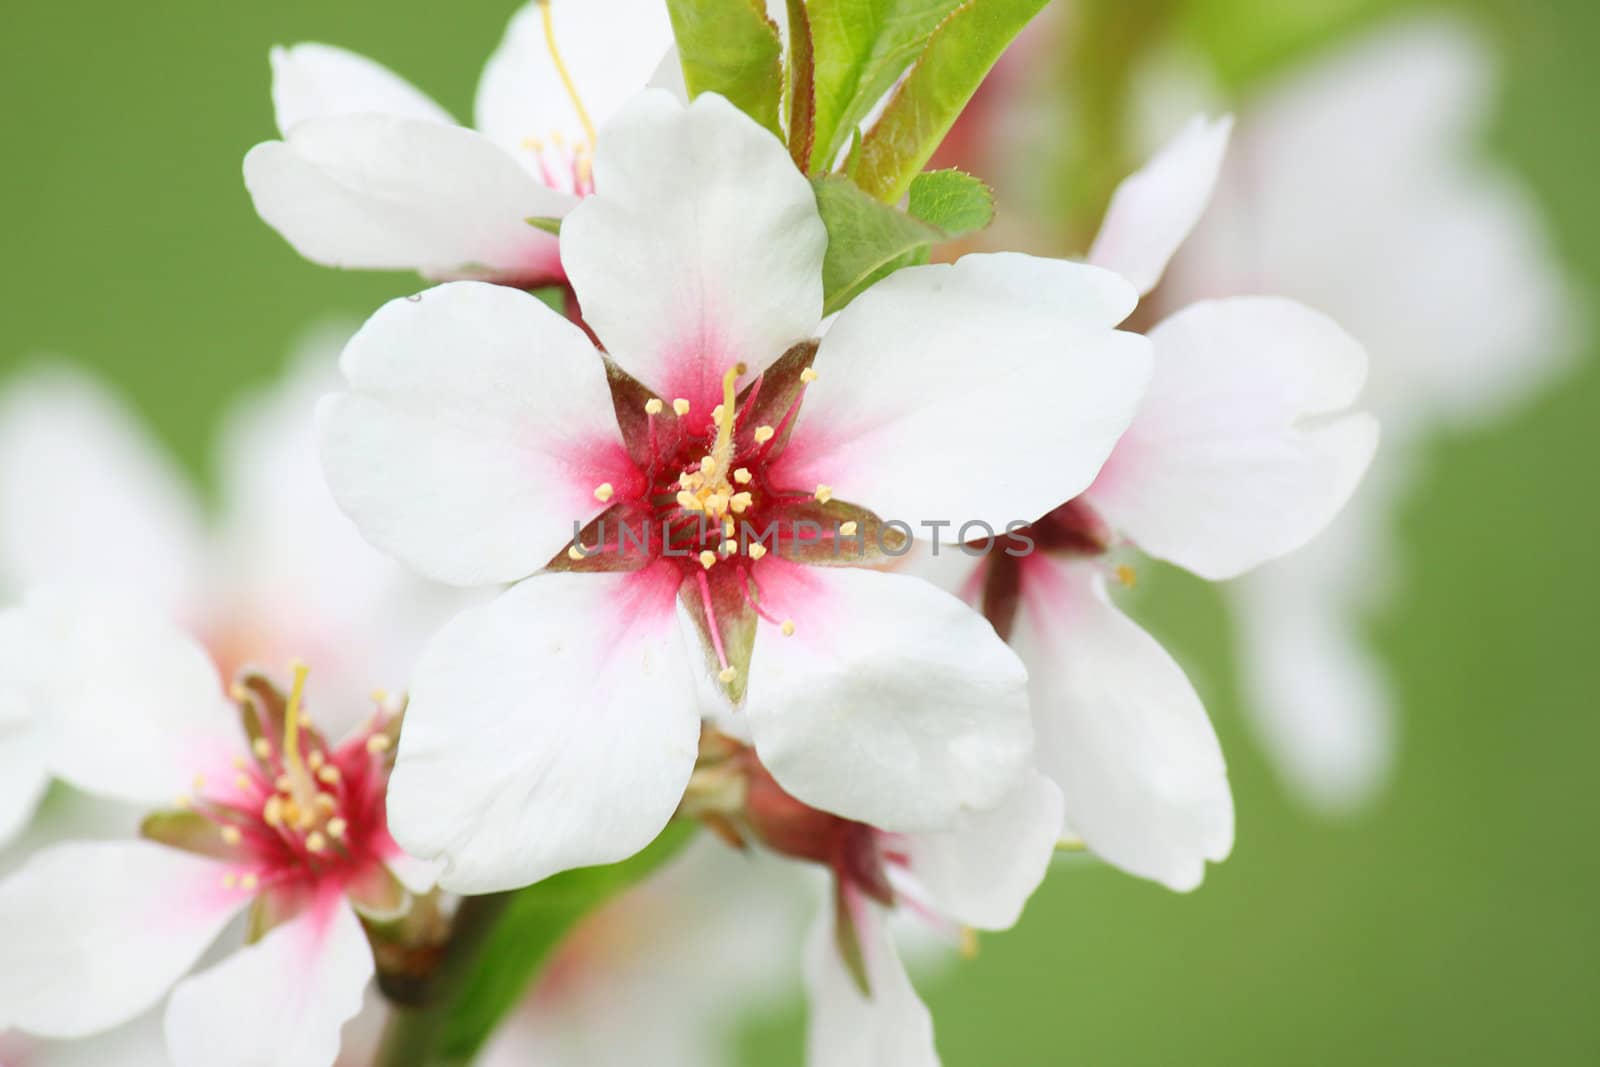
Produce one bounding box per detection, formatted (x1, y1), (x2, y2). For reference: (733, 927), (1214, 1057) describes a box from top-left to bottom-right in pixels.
(175, 794), (192, 810)
(676, 490), (703, 512)
(275, 774), (292, 793)
(722, 538), (739, 555)
(370, 688), (389, 706)
(367, 734), (391, 754)
(567, 545), (586, 561)
(717, 666), (738, 684)
(327, 817), (348, 840)
(230, 684), (249, 702)
(698, 550), (717, 570)
(814, 484), (833, 503)
(839, 520), (858, 536)
(233, 774), (251, 791)
(672, 398), (691, 416)
(711, 404), (725, 422)
(594, 482), (614, 502)
(306, 832), (328, 854)
(317, 765), (341, 784)
(704, 492), (730, 515)
(730, 492), (753, 513)
(263, 796), (284, 827)
(748, 543), (768, 561)
(733, 467), (752, 484)
(232, 755), (247, 770)
(644, 397), (664, 415)
(800, 367), (818, 384)
(307, 750), (325, 771)
(222, 872), (237, 889)
(221, 826), (242, 846)
(723, 518), (735, 537)
(1115, 564), (1137, 588)
(252, 738), (272, 760)
(781, 619), (796, 636)
(699, 455), (717, 475)
(241, 873), (259, 892)
(315, 793), (338, 813)
(752, 425), (775, 444)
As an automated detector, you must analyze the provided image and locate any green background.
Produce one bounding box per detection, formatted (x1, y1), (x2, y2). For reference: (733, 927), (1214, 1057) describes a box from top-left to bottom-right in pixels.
(2, 0), (1594, 1063)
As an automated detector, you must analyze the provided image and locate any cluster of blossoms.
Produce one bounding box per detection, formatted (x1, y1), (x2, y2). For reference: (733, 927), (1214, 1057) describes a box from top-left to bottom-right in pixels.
(3, 1), (1571, 1065)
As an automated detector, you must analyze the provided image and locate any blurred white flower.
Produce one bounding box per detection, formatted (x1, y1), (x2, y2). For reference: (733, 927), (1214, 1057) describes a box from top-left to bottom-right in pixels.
(1163, 15), (1585, 810)
(317, 89), (1147, 895)
(243, 0), (674, 285)
(0, 595), (426, 1067)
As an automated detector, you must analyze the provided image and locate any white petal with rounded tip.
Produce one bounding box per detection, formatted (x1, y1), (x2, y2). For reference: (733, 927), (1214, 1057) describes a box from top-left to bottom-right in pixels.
(901, 772), (1063, 931)
(20, 592), (240, 808)
(1013, 560), (1233, 892)
(774, 253), (1150, 531)
(1088, 114), (1231, 295)
(320, 282), (624, 588)
(0, 366), (205, 614)
(165, 899), (373, 1067)
(244, 115), (573, 282)
(804, 898), (937, 1067)
(475, 0), (674, 173)
(0, 840), (245, 1038)
(0, 605), (51, 847)
(269, 43), (454, 135)
(1086, 296), (1377, 581)
(388, 568), (701, 893)
(562, 91), (826, 408)
(744, 564), (1031, 833)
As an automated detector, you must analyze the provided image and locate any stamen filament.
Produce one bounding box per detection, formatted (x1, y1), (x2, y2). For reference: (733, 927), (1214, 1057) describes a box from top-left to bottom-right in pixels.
(538, 0), (597, 146)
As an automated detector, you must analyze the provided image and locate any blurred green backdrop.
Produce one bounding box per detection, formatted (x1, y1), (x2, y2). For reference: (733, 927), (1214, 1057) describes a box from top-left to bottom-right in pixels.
(2, 0), (1594, 1063)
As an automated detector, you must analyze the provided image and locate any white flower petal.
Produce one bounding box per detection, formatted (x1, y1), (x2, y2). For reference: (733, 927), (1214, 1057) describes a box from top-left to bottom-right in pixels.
(773, 253), (1151, 531)
(243, 115), (573, 283)
(1088, 114), (1232, 295)
(165, 898), (372, 1067)
(320, 282), (629, 588)
(388, 568), (701, 893)
(0, 840), (244, 1038)
(474, 0), (674, 173)
(1012, 560), (1232, 891)
(13, 1009), (171, 1067)
(0, 366), (204, 614)
(804, 898), (938, 1067)
(269, 43), (454, 135)
(21, 592), (240, 808)
(744, 564), (1031, 832)
(0, 605), (51, 847)
(901, 772), (1063, 931)
(1086, 296), (1377, 581)
(562, 91), (826, 408)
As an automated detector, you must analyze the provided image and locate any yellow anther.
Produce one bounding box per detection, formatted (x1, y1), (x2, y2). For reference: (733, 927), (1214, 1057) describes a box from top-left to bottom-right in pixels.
(959, 927), (980, 960)
(781, 619), (796, 636)
(672, 398), (691, 416)
(191, 774), (206, 793)
(723, 518), (736, 537)
(230, 684), (249, 702)
(366, 734), (392, 754)
(370, 689), (390, 706)
(306, 831), (328, 854)
(315, 794), (338, 813)
(327, 817), (348, 840)
(814, 485), (833, 503)
(711, 404), (725, 422)
(676, 489), (703, 512)
(222, 872), (237, 889)
(800, 367), (818, 384)
(733, 467), (752, 484)
(221, 826), (242, 846)
(1115, 564), (1137, 588)
(252, 738), (272, 760)
(263, 796), (284, 827)
(722, 538), (739, 555)
(717, 666), (738, 684)
(274, 774), (292, 793)
(241, 873), (259, 892)
(233, 774), (251, 791)
(748, 542), (768, 561)
(698, 550), (717, 570)
(594, 482), (614, 502)
(753, 425), (775, 444)
(839, 520), (858, 536)
(729, 492), (753, 513)
(317, 765), (341, 785)
(232, 755), (247, 770)
(175, 794), (192, 810)
(644, 397), (664, 415)
(538, 0), (597, 147)
(567, 545), (586, 561)
(699, 455), (717, 475)
(520, 135), (544, 151)
(308, 750), (325, 771)
(704, 492), (730, 515)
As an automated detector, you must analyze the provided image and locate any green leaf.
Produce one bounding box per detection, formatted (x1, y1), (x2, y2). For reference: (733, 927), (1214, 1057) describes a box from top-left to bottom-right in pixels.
(524, 216), (561, 236)
(434, 820), (698, 1063)
(785, 0), (817, 169)
(848, 0), (1052, 202)
(666, 0), (785, 138)
(813, 175), (942, 316)
(807, 0), (967, 173)
(908, 168), (995, 236)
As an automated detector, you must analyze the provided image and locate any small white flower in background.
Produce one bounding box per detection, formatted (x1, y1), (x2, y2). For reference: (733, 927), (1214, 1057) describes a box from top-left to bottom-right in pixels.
(922, 112), (1377, 891)
(318, 89), (1151, 894)
(1162, 15), (1584, 810)
(477, 837), (809, 1067)
(0, 326), (465, 848)
(0, 594), (427, 1067)
(244, 0), (674, 286)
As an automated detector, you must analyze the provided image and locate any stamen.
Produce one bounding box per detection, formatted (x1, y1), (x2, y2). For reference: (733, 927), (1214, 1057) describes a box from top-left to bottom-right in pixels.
(729, 492), (753, 513)
(733, 467), (752, 484)
(538, 0), (597, 146)
(839, 520), (858, 536)
(799, 367), (818, 384)
(221, 826), (242, 846)
(644, 398), (664, 415)
(366, 734), (391, 755)
(721, 538), (739, 555)
(251, 738), (271, 760)
(222, 872), (237, 890)
(676, 490), (703, 512)
(753, 425), (775, 444)
(672, 398), (691, 416)
(748, 543), (768, 561)
(240, 873), (259, 892)
(327, 818), (348, 840)
(781, 619), (796, 636)
(698, 550), (717, 570)
(594, 482), (614, 502)
(814, 485), (833, 503)
(317, 765), (341, 785)
(718, 666), (738, 684)
(306, 832), (328, 854)
(567, 545), (586, 560)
